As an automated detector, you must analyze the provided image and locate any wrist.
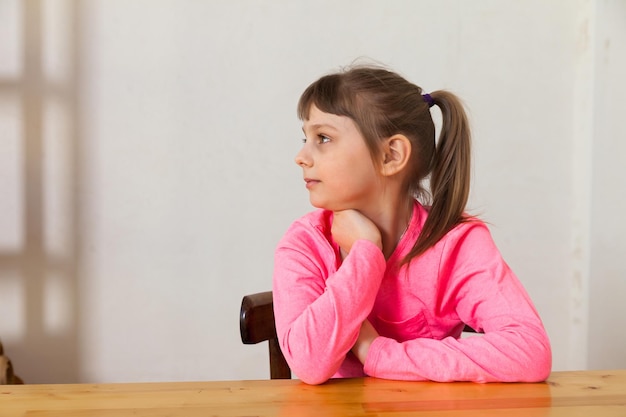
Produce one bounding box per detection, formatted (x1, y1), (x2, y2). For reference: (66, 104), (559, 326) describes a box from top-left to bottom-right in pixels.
(352, 339), (372, 364)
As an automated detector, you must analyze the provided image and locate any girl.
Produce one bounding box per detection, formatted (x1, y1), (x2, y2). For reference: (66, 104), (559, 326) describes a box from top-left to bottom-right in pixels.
(272, 65), (551, 385)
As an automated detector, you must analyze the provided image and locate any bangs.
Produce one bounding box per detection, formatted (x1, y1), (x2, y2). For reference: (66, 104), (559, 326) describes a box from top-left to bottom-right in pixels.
(297, 74), (354, 121)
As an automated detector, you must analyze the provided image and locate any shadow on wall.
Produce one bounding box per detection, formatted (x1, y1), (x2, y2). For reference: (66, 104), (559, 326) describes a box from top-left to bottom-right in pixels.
(0, 1), (83, 383)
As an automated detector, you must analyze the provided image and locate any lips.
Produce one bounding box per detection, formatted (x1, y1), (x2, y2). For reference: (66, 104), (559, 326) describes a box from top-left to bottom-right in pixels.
(304, 178), (320, 189)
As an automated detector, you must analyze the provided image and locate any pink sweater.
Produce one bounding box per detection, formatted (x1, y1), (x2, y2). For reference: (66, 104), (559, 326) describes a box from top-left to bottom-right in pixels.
(272, 202), (551, 384)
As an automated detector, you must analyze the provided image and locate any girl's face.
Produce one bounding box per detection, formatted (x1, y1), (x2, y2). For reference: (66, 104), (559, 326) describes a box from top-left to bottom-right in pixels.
(295, 105), (382, 212)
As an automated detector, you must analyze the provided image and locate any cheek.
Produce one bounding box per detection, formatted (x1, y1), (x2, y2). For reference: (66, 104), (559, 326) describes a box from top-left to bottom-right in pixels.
(337, 162), (380, 192)
(345, 154), (379, 179)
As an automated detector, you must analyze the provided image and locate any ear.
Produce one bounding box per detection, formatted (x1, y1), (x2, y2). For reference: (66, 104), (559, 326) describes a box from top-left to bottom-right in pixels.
(380, 134), (411, 177)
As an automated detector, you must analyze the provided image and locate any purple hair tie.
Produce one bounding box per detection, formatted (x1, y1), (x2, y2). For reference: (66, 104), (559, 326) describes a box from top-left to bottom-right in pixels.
(422, 93), (435, 108)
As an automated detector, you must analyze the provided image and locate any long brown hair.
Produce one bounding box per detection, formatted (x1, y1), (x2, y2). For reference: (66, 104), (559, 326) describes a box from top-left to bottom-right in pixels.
(298, 65), (471, 264)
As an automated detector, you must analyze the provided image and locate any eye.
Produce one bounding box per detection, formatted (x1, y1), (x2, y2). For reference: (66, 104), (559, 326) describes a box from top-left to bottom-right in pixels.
(318, 135), (331, 144)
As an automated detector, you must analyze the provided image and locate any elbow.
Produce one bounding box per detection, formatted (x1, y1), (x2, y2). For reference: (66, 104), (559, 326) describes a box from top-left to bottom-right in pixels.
(514, 334), (553, 382)
(520, 359), (551, 382)
(283, 350), (338, 385)
(278, 329), (344, 384)
(489, 328), (552, 383)
(517, 360), (551, 383)
(287, 348), (341, 384)
(278, 332), (342, 384)
(527, 341), (552, 382)
(297, 370), (333, 385)
(288, 358), (335, 385)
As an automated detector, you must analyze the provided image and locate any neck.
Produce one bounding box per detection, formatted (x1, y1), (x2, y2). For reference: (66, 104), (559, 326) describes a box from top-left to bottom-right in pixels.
(363, 197), (414, 259)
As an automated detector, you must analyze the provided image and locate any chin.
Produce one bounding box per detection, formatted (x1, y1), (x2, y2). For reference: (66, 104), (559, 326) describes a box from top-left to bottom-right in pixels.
(309, 198), (332, 210)
(309, 200), (347, 213)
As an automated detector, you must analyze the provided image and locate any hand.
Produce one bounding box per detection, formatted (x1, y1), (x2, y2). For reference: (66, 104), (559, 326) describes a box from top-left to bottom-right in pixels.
(331, 210), (382, 257)
(352, 320), (379, 364)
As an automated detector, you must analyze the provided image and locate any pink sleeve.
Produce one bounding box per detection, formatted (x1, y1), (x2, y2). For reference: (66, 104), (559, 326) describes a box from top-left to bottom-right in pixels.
(273, 223), (386, 385)
(364, 224), (552, 382)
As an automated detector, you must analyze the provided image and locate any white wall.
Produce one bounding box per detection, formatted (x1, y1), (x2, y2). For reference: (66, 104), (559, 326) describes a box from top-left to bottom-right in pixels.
(0, 0), (624, 383)
(587, 0), (626, 369)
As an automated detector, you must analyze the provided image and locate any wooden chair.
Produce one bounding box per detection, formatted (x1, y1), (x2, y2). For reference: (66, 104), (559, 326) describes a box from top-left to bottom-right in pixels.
(0, 340), (23, 385)
(239, 291), (479, 380)
(239, 291), (291, 379)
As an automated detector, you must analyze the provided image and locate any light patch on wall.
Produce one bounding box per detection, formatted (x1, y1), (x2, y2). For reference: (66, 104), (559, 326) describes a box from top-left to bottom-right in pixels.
(41, 0), (74, 83)
(43, 271), (72, 334)
(0, 99), (24, 251)
(567, 0), (595, 370)
(0, 272), (25, 340)
(43, 95), (73, 256)
(0, 0), (22, 77)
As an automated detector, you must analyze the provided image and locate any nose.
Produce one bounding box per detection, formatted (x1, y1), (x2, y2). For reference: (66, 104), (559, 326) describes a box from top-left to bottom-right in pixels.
(295, 145), (312, 167)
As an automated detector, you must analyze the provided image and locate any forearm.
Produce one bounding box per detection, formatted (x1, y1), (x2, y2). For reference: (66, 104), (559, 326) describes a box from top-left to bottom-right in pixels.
(273, 240), (385, 384)
(364, 320), (551, 382)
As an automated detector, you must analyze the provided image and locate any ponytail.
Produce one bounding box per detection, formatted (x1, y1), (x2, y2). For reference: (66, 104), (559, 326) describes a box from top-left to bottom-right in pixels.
(402, 90), (471, 264)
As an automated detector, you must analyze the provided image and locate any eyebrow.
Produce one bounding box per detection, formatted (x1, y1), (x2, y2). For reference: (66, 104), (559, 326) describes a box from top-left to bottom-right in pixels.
(302, 123), (339, 133)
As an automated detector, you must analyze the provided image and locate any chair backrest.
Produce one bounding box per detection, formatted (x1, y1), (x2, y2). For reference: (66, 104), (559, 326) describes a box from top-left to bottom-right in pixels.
(0, 340), (23, 385)
(239, 291), (291, 379)
(239, 290), (479, 380)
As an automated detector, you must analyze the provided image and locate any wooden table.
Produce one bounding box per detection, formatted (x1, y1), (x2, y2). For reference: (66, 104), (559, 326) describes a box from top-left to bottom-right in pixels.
(1, 370), (625, 416)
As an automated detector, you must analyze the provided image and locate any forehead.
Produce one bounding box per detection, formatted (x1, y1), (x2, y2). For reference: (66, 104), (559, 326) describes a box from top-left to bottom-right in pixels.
(302, 105), (357, 133)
